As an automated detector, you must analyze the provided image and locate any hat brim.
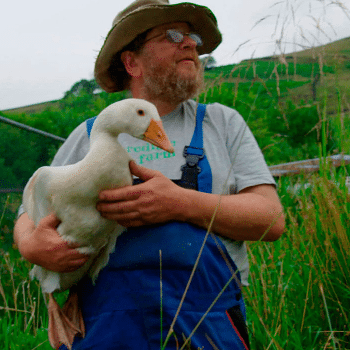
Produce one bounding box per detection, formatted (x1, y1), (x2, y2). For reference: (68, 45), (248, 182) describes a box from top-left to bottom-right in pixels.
(94, 2), (222, 92)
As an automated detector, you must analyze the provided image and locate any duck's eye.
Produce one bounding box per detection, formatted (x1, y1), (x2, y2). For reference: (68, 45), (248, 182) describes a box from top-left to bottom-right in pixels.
(137, 109), (145, 116)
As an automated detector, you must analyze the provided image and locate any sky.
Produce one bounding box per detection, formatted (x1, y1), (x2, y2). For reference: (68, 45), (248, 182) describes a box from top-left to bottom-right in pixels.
(1, 0), (349, 111)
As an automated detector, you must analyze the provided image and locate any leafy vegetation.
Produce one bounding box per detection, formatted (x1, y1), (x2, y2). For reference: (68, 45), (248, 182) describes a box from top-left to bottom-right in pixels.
(0, 90), (130, 189)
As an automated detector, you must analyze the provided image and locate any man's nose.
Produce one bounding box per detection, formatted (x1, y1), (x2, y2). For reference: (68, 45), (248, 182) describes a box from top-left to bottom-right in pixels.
(180, 34), (199, 49)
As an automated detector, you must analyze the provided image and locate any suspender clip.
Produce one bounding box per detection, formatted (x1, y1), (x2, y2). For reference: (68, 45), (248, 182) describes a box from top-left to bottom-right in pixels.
(181, 146), (205, 172)
(180, 146), (206, 190)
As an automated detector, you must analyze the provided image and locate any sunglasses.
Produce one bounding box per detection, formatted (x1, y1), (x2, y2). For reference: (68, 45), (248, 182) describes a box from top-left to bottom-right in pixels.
(144, 29), (203, 47)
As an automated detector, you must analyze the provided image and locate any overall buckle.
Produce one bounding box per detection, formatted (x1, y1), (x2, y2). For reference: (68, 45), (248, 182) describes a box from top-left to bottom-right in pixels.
(181, 146), (204, 171)
(180, 146), (205, 190)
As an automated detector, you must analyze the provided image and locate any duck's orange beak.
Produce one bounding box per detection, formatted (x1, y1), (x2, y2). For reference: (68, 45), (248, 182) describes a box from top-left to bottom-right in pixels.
(143, 119), (174, 153)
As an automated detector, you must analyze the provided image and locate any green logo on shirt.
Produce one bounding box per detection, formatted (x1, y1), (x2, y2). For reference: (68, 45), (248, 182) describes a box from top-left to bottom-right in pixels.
(126, 141), (176, 165)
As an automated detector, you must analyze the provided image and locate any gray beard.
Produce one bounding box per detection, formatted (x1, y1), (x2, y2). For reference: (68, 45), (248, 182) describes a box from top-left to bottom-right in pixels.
(142, 60), (204, 105)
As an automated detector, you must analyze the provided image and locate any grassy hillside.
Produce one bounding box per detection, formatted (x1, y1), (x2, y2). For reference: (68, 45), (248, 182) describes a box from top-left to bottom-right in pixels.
(283, 36), (350, 62)
(1, 100), (60, 116)
(251, 36), (350, 116)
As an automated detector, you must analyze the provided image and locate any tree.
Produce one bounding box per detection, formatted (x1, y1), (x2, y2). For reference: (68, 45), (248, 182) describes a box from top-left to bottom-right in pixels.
(200, 55), (217, 70)
(63, 79), (100, 98)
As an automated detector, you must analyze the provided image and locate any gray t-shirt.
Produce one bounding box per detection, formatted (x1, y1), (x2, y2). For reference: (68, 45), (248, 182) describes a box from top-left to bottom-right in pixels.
(19, 99), (275, 285)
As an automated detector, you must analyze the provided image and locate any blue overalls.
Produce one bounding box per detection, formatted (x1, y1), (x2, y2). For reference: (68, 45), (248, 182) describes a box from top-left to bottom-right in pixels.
(61, 104), (250, 350)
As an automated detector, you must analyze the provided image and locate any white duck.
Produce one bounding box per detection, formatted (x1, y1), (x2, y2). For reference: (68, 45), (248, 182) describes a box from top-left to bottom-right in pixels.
(22, 98), (174, 349)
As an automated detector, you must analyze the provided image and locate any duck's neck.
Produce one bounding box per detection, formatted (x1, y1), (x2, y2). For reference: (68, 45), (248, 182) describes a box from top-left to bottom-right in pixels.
(89, 133), (122, 157)
(83, 133), (132, 189)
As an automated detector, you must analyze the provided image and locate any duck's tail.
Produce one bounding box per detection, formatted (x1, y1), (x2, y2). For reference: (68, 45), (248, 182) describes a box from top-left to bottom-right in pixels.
(30, 266), (61, 293)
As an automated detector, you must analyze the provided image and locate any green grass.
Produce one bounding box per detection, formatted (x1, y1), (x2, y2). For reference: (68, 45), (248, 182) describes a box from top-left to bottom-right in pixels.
(245, 170), (350, 349)
(1, 165), (349, 349)
(0, 247), (51, 349)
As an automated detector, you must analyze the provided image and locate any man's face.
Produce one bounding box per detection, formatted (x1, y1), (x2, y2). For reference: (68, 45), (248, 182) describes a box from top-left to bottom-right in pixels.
(135, 22), (204, 104)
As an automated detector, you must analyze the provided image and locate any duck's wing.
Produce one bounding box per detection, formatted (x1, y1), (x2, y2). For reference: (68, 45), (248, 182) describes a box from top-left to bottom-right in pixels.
(88, 224), (126, 282)
(23, 167), (63, 293)
(23, 167), (54, 225)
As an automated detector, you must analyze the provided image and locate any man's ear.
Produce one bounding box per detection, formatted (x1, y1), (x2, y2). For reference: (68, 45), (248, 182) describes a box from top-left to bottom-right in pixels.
(121, 51), (142, 78)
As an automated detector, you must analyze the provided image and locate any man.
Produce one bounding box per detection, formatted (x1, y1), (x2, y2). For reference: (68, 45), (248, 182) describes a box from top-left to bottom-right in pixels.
(14, 0), (285, 349)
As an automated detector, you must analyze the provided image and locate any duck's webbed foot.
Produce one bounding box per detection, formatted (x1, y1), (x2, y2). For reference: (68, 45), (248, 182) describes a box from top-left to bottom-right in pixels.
(48, 288), (85, 350)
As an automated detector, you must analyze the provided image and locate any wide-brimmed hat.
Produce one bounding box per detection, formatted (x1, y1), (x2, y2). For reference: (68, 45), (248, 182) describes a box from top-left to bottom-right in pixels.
(94, 0), (222, 92)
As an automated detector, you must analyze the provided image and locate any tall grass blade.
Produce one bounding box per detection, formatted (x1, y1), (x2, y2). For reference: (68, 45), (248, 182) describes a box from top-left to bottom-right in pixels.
(319, 284), (337, 350)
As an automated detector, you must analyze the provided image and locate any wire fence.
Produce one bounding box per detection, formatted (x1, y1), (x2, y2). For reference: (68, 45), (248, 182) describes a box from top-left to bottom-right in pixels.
(0, 189), (24, 194)
(0, 115), (66, 143)
(0, 115), (66, 193)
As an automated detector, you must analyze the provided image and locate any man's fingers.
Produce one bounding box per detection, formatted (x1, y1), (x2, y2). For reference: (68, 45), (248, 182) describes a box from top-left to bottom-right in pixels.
(41, 213), (61, 228)
(98, 186), (140, 202)
(98, 163), (164, 202)
(100, 209), (140, 222)
(66, 241), (82, 249)
(129, 161), (160, 180)
(66, 243), (92, 259)
(97, 197), (137, 213)
(57, 258), (90, 273)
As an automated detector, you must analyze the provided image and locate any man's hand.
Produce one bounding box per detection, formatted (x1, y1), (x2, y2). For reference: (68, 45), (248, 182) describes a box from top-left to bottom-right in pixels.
(97, 161), (188, 227)
(15, 213), (90, 273)
(97, 162), (285, 241)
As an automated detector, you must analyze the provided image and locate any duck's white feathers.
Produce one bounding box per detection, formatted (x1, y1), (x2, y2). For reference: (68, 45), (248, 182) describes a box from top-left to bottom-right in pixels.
(23, 99), (164, 293)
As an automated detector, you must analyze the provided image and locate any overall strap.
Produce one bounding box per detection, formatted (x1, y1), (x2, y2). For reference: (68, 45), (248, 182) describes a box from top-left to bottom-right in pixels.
(180, 103), (212, 193)
(86, 116), (97, 138)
